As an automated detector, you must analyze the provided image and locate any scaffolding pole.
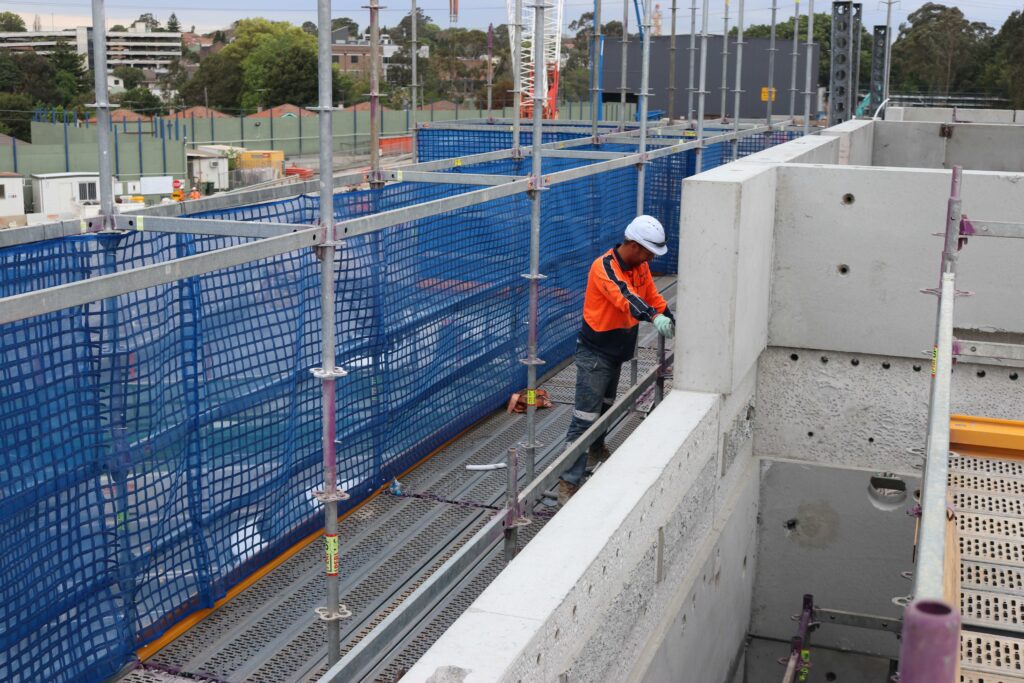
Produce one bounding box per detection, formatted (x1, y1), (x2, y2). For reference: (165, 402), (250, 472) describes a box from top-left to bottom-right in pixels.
(619, 0), (630, 130)
(803, 0), (815, 134)
(314, 0), (351, 665)
(411, 0), (419, 157)
(591, 0), (602, 140)
(695, 0), (711, 172)
(487, 23), (494, 117)
(789, 0), (800, 119)
(766, 0), (778, 125)
(687, 0), (698, 121)
(369, 0), (383, 186)
(720, 0), (730, 122)
(523, 0), (549, 496)
(637, 0), (653, 213)
(669, 0), (678, 121)
(513, 0), (524, 157)
(89, 0), (114, 225)
(731, 0), (745, 160)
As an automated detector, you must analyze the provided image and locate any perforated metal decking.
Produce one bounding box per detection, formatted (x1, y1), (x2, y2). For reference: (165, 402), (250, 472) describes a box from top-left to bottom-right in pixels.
(118, 280), (676, 683)
(953, 448), (1024, 682)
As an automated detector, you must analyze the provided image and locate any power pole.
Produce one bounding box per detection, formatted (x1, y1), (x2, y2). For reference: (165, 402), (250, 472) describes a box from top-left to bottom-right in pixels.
(669, 0), (678, 121)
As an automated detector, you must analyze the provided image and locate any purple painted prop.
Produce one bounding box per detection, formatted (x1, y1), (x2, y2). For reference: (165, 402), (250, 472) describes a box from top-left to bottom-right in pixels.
(897, 599), (960, 683)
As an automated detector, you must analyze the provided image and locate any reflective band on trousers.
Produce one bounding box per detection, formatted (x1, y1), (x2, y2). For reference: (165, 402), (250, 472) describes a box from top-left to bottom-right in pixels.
(573, 408), (601, 422)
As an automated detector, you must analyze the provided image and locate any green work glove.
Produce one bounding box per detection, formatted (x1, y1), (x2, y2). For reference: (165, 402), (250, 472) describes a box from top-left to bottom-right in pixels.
(653, 314), (675, 339)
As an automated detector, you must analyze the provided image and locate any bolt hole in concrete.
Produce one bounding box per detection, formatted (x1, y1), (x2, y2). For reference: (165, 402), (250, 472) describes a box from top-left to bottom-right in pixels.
(820, 355), (829, 364)
(913, 364), (922, 372)
(554, 628), (560, 640)
(807, 431), (815, 438)
(842, 193), (855, 205)
(572, 605), (577, 619)
(785, 519), (798, 531)
(826, 673), (838, 682)
(869, 437), (875, 443)
(1012, 373), (1020, 381)
(977, 370), (987, 378)
(790, 353), (799, 361)
(536, 653), (542, 665)
(882, 362), (891, 369)
(837, 263), (851, 276)
(851, 358), (860, 366)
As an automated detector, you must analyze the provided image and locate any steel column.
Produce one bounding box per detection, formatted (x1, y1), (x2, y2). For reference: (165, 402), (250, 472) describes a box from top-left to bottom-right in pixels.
(869, 25), (888, 113)
(512, 0), (524, 157)
(369, 0), (383, 187)
(766, 0), (778, 124)
(523, 0), (549, 493)
(851, 3), (862, 107)
(669, 0), (678, 121)
(731, 0), (745, 160)
(803, 0), (815, 134)
(411, 0), (419, 157)
(720, 0), (730, 122)
(315, 0), (350, 664)
(695, 0), (711, 172)
(619, 0), (630, 130)
(789, 0), (800, 118)
(487, 23), (494, 117)
(687, 0), (698, 121)
(89, 0), (114, 225)
(637, 0), (653, 213)
(591, 0), (602, 139)
(828, 1), (854, 125)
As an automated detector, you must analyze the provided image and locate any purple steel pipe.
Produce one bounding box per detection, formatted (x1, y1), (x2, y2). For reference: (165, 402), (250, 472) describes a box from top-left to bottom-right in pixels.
(324, 378), (338, 488)
(897, 599), (960, 683)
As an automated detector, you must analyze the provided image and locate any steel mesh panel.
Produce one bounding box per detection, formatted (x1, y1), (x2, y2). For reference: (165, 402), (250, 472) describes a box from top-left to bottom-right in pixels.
(963, 589), (1024, 632)
(961, 535), (1024, 567)
(952, 473), (1024, 498)
(963, 560), (1024, 596)
(962, 631), (1024, 675)
(953, 456), (1024, 480)
(954, 491), (1024, 518)
(962, 673), (1024, 683)
(960, 513), (1024, 540)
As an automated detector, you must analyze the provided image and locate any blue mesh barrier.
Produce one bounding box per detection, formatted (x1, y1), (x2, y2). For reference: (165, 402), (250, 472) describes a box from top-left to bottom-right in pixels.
(416, 126), (591, 162)
(0, 151), (636, 681)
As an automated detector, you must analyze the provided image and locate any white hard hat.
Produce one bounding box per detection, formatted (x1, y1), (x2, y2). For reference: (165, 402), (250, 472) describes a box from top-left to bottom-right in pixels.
(624, 215), (668, 256)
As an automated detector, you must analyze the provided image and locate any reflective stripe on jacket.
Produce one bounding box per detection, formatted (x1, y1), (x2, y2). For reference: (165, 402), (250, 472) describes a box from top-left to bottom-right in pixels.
(578, 246), (671, 363)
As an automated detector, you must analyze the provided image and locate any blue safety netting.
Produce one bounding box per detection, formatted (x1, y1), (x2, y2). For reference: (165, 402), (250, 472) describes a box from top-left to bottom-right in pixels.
(0, 150), (637, 682)
(416, 126), (592, 162)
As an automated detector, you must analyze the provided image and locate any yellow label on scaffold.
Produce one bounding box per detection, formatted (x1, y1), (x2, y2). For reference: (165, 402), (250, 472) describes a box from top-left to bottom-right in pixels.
(325, 534), (339, 576)
(931, 346), (938, 377)
(526, 389), (537, 406)
(454, 158), (462, 167)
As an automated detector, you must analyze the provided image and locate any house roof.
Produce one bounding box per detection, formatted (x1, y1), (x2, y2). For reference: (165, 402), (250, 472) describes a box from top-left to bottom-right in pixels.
(246, 104), (315, 119)
(166, 106), (232, 119)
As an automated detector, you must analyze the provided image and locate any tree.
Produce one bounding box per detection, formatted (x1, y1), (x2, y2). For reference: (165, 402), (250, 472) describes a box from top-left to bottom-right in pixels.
(0, 11), (26, 31)
(0, 51), (19, 93)
(166, 13), (181, 33)
(239, 30), (321, 110)
(14, 52), (58, 105)
(118, 87), (164, 114)
(891, 4), (993, 96)
(133, 13), (161, 31)
(48, 40), (89, 104)
(181, 51), (244, 110)
(301, 21), (317, 35)
(0, 93), (35, 141)
(110, 24), (127, 32)
(113, 65), (146, 90)
(330, 17), (360, 37)
(981, 11), (1024, 107)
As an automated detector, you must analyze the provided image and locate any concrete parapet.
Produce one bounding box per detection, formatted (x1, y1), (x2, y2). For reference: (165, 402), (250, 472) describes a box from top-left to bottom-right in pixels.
(406, 390), (759, 683)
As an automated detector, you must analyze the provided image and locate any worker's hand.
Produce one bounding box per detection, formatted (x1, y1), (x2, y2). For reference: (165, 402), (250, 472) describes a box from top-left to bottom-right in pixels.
(653, 314), (675, 339)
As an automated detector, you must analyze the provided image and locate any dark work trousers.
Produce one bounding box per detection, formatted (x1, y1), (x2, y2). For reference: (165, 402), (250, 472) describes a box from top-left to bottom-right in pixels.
(560, 341), (622, 486)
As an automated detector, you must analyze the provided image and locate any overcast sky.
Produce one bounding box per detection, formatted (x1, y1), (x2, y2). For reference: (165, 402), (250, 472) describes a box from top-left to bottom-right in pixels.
(10, 0), (1022, 37)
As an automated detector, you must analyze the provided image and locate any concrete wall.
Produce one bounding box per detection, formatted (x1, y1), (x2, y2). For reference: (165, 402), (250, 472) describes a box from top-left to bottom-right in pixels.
(886, 106), (1021, 124)
(405, 389), (760, 683)
(770, 165), (1024, 359)
(873, 120), (1024, 172)
(818, 119), (874, 166)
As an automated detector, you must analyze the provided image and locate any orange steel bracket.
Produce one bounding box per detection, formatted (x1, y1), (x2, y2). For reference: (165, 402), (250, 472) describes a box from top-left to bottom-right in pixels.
(950, 414), (1024, 459)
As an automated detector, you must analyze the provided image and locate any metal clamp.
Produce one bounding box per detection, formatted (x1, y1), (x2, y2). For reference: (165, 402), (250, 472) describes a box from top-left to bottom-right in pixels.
(311, 366), (348, 380)
(313, 489), (351, 503)
(314, 604), (353, 621)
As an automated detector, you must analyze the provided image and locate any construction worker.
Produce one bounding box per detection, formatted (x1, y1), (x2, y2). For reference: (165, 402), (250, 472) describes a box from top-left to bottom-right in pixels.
(188, 186), (201, 201)
(557, 215), (675, 505)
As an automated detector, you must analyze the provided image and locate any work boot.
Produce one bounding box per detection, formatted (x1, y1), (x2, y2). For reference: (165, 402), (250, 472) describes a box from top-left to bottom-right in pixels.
(586, 443), (611, 471)
(557, 480), (579, 506)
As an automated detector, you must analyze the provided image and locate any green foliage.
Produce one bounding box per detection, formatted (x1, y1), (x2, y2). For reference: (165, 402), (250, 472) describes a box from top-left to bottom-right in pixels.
(110, 24), (127, 32)
(330, 17), (360, 37)
(47, 41), (89, 105)
(890, 3), (993, 95)
(13, 52), (58, 105)
(0, 11), (26, 31)
(181, 51), (245, 110)
(113, 65), (146, 90)
(301, 21), (317, 35)
(981, 10), (1024, 107)
(133, 13), (161, 31)
(239, 30), (320, 110)
(118, 87), (165, 114)
(0, 93), (35, 141)
(166, 13), (181, 33)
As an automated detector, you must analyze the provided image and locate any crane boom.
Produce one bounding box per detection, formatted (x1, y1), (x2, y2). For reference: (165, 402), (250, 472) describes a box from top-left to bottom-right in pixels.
(507, 0), (564, 118)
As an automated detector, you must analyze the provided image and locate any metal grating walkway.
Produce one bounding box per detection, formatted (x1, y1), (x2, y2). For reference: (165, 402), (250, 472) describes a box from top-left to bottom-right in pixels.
(117, 279), (676, 683)
(953, 451), (1024, 682)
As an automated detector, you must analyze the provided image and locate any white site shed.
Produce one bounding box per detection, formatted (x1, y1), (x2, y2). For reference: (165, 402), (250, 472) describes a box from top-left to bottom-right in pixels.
(30, 172), (119, 216)
(0, 172), (26, 219)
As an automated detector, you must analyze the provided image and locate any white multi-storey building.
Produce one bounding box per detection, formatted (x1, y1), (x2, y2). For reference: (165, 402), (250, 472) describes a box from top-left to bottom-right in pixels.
(0, 22), (182, 75)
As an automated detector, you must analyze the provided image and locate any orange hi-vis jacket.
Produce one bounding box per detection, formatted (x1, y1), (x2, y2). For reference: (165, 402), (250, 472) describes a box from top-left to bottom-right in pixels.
(579, 246), (672, 363)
